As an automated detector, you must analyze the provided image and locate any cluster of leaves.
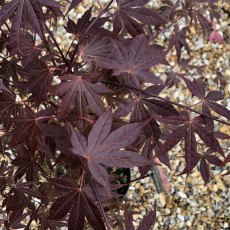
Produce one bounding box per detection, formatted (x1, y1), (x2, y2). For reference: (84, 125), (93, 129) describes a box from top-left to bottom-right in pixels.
(0, 0), (229, 229)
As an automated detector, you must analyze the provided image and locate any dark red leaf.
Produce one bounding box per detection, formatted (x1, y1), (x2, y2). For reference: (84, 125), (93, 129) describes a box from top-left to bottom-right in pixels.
(182, 76), (205, 98)
(49, 191), (77, 219)
(0, 0), (62, 49)
(207, 101), (230, 120)
(206, 90), (224, 101)
(69, 110), (151, 186)
(10, 107), (45, 147)
(52, 74), (107, 120)
(204, 153), (222, 166)
(184, 127), (200, 173)
(193, 121), (224, 156)
(65, 8), (107, 38)
(23, 60), (53, 104)
(214, 131), (230, 139)
(157, 124), (189, 165)
(200, 157), (210, 184)
(113, 0), (166, 36)
(94, 35), (165, 87)
(168, 26), (190, 63)
(49, 189), (105, 230)
(0, 80), (12, 95)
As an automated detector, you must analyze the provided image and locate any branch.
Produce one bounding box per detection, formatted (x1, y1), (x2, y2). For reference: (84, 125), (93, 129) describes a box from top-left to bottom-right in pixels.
(67, 0), (114, 73)
(44, 24), (69, 67)
(100, 81), (230, 126)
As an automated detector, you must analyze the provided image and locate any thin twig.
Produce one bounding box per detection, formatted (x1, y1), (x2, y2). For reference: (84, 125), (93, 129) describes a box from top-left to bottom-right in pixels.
(100, 81), (230, 126)
(44, 24), (69, 67)
(65, 36), (76, 59)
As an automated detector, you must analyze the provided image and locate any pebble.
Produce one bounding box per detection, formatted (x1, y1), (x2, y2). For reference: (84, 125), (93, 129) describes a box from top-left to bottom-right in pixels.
(143, 183), (149, 189)
(140, 179), (145, 184)
(135, 183), (140, 189)
(186, 220), (192, 227)
(200, 207), (206, 212)
(129, 186), (135, 191)
(216, 175), (226, 190)
(177, 191), (187, 199)
(207, 209), (215, 218)
(177, 214), (185, 222)
(190, 201), (199, 207)
(139, 186), (145, 194)
(212, 184), (219, 192)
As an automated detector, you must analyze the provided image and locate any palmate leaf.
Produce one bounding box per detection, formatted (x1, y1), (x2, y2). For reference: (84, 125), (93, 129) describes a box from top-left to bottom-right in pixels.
(7, 31), (42, 66)
(114, 94), (161, 141)
(154, 111), (223, 182)
(10, 106), (51, 147)
(48, 179), (105, 230)
(4, 181), (42, 212)
(12, 143), (47, 181)
(182, 76), (230, 120)
(68, 110), (151, 187)
(52, 73), (109, 120)
(94, 35), (166, 87)
(113, 0), (166, 36)
(18, 60), (53, 105)
(0, 0), (62, 49)
(182, 76), (205, 99)
(79, 33), (111, 65)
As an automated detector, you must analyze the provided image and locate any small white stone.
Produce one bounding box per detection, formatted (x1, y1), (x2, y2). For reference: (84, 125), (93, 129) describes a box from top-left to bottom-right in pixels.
(190, 201), (199, 207)
(129, 186), (135, 191)
(177, 191), (187, 199)
(207, 209), (215, 218)
(140, 179), (145, 184)
(224, 222), (229, 229)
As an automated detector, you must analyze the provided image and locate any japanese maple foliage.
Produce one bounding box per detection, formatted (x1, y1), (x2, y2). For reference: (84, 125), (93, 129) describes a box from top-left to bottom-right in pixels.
(0, 0), (229, 229)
